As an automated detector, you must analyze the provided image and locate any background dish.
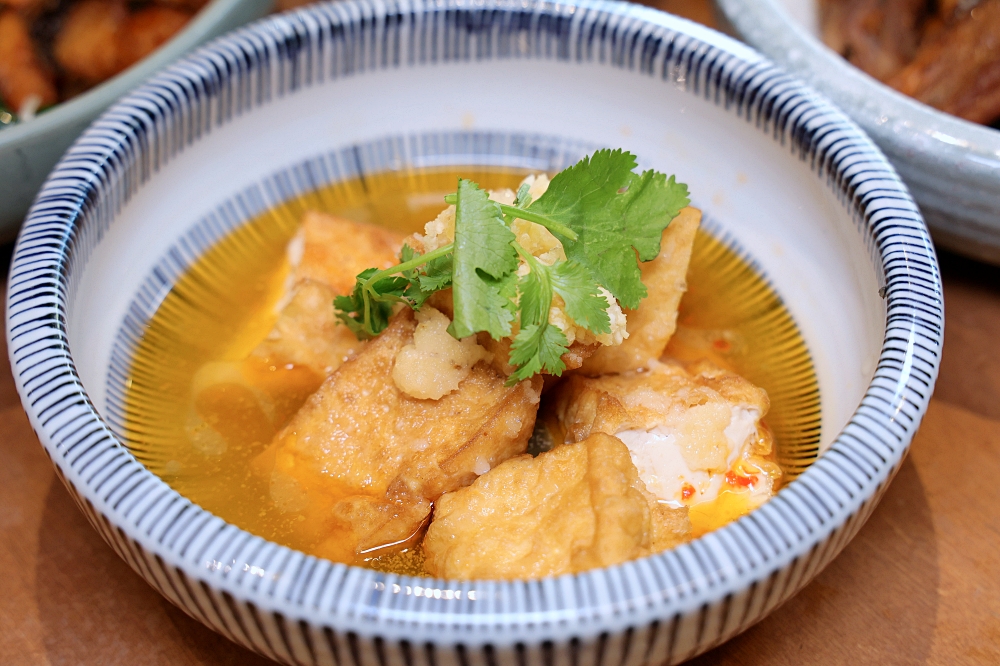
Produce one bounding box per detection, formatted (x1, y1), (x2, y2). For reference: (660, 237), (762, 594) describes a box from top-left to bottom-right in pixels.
(0, 0), (273, 242)
(7, 1), (942, 664)
(717, 0), (1000, 265)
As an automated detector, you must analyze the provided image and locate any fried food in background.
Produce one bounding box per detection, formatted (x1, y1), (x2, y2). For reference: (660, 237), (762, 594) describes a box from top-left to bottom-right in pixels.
(0, 0), (207, 118)
(423, 432), (690, 579)
(888, 0), (1000, 125)
(53, 0), (193, 85)
(0, 10), (57, 115)
(578, 206), (700, 376)
(118, 5), (192, 72)
(253, 309), (543, 564)
(53, 0), (129, 84)
(820, 0), (1000, 126)
(819, 0), (927, 80)
(638, 0), (717, 28)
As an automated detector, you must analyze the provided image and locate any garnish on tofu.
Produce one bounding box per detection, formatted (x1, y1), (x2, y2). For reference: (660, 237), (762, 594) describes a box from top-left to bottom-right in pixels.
(334, 149), (690, 381)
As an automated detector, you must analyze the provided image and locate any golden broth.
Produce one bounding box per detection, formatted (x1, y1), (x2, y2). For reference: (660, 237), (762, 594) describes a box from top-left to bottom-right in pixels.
(123, 167), (821, 574)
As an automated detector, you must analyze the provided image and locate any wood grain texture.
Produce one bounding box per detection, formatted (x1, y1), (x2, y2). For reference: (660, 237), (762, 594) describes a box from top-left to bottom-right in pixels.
(2, 242), (999, 665)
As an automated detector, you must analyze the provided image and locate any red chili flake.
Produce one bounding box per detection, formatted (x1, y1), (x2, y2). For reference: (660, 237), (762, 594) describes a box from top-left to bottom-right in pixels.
(725, 471), (758, 487)
(712, 338), (731, 352)
(681, 483), (696, 500)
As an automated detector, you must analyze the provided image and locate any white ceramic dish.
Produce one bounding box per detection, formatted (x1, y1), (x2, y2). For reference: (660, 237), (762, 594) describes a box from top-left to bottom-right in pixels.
(7, 1), (943, 663)
(0, 0), (273, 242)
(716, 0), (1000, 265)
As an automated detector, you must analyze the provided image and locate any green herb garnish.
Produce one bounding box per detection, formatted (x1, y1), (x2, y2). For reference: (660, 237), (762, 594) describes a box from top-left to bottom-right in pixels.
(334, 149), (690, 381)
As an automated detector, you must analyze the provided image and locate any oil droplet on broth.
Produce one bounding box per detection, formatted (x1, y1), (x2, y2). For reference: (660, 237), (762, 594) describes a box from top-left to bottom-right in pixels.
(123, 166), (821, 575)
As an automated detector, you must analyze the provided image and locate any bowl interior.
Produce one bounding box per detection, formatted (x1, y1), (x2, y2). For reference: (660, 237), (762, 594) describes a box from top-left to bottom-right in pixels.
(66, 46), (884, 457)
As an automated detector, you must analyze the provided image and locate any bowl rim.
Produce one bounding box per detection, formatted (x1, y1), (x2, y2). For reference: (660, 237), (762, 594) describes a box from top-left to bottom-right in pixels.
(6, 0), (943, 651)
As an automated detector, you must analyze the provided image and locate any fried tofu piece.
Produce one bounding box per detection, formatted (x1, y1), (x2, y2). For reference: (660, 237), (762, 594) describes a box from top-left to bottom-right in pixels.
(186, 279), (366, 457)
(288, 210), (405, 294)
(253, 213), (405, 378)
(578, 207), (700, 375)
(187, 214), (404, 457)
(249, 279), (362, 378)
(553, 358), (780, 510)
(256, 309), (543, 563)
(423, 432), (690, 579)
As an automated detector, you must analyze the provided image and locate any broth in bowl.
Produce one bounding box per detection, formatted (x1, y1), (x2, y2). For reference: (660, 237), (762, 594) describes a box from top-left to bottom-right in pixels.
(122, 159), (820, 579)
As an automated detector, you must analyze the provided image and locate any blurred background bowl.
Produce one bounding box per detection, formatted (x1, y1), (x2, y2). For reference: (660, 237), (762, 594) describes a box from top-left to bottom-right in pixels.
(716, 0), (1000, 265)
(0, 0), (273, 242)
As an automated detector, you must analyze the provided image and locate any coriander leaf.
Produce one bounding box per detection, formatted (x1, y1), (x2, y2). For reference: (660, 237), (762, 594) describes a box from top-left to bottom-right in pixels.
(449, 179), (518, 339)
(333, 294), (370, 338)
(509, 249), (611, 380)
(334, 267), (409, 338)
(508, 323), (570, 382)
(419, 253), (453, 292)
(528, 148), (690, 309)
(516, 255), (552, 328)
(514, 182), (532, 208)
(399, 244), (419, 272)
(404, 287), (430, 310)
(550, 260), (611, 334)
(398, 244), (428, 307)
(397, 244), (453, 308)
(494, 268), (519, 316)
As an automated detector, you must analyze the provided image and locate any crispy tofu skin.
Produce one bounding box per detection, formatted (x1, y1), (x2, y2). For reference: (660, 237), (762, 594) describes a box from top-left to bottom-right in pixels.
(186, 216), (405, 459)
(249, 279), (362, 378)
(254, 213), (405, 379)
(423, 432), (690, 579)
(552, 359), (780, 517)
(578, 207), (700, 375)
(290, 210), (404, 294)
(255, 310), (543, 563)
(557, 358), (768, 445)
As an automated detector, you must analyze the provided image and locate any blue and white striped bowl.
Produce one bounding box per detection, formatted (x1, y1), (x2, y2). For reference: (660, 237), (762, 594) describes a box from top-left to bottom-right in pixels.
(5, 1), (943, 663)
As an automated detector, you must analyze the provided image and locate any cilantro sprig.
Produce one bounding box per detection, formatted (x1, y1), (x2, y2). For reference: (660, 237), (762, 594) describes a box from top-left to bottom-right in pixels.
(334, 149), (690, 381)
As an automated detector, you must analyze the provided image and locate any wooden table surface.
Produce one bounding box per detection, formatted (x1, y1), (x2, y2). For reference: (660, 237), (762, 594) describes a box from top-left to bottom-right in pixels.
(2, 242), (999, 665)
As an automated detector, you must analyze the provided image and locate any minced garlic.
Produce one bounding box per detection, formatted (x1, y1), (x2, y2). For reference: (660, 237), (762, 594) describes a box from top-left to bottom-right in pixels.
(547, 287), (628, 347)
(393, 307), (492, 399)
(414, 205), (455, 252)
